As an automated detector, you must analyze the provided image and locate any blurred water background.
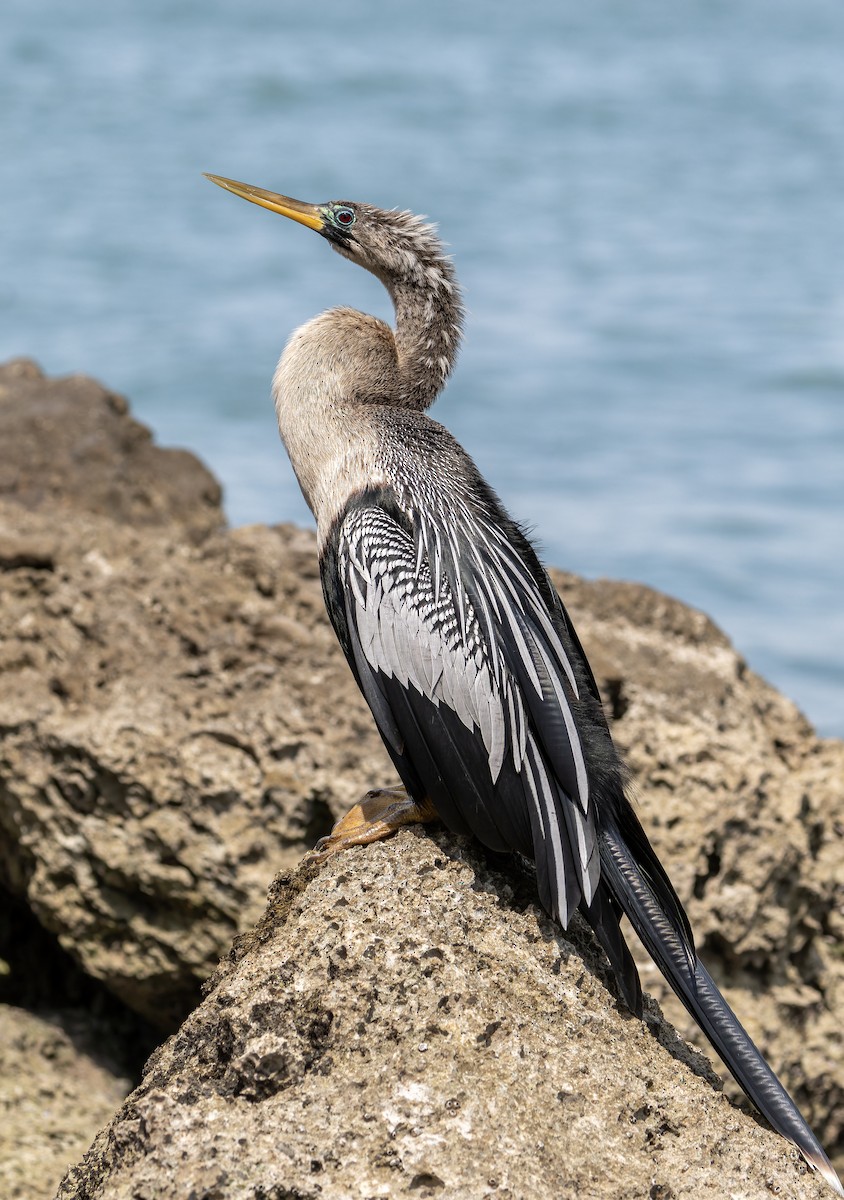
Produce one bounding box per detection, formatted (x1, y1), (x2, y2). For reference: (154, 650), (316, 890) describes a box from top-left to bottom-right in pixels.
(2, 0), (842, 735)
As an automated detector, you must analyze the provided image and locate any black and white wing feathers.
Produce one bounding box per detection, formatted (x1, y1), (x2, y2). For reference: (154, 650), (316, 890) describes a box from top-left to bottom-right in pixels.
(320, 486), (843, 1192)
(322, 489), (602, 930)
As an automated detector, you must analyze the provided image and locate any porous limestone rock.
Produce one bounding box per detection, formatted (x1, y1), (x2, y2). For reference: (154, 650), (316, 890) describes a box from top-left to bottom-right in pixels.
(57, 829), (832, 1200)
(0, 358), (223, 540)
(550, 570), (844, 1161)
(0, 1004), (129, 1200)
(1, 360), (841, 1185)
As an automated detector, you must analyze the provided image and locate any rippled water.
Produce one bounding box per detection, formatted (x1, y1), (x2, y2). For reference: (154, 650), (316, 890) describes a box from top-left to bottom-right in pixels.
(3, 0), (842, 734)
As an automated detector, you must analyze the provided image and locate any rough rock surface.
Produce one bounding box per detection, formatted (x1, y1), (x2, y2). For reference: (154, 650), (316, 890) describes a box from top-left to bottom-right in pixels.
(0, 358), (223, 541)
(58, 829), (831, 1200)
(0, 1004), (129, 1200)
(1, 360), (842, 1192)
(551, 570), (844, 1156)
(0, 498), (368, 1026)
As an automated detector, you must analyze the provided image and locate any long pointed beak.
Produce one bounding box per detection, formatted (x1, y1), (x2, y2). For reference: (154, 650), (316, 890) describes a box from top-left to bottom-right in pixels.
(203, 174), (324, 232)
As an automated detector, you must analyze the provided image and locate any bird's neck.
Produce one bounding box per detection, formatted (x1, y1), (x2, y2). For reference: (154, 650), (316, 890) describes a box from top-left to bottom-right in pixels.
(272, 258), (462, 529)
(384, 261), (463, 410)
(273, 309), (393, 529)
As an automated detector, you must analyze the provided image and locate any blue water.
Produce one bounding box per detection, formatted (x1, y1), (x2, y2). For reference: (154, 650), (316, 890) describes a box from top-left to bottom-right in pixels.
(3, 0), (842, 736)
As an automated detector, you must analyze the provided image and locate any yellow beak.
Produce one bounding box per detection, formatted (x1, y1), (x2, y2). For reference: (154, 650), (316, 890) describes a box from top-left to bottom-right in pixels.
(203, 174), (324, 232)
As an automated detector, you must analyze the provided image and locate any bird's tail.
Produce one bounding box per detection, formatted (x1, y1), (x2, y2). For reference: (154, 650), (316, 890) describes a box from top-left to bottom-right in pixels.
(599, 810), (843, 1196)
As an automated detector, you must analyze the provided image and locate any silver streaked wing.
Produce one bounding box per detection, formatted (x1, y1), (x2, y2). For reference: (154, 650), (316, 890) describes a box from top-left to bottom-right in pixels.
(342, 505), (507, 781)
(337, 499), (598, 916)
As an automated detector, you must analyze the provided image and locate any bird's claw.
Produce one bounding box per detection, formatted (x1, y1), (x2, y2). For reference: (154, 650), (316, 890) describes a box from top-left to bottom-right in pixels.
(302, 835), (336, 865)
(303, 786), (438, 866)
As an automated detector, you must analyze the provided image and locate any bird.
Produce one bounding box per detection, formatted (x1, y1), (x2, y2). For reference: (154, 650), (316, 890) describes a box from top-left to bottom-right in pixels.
(205, 171), (843, 1195)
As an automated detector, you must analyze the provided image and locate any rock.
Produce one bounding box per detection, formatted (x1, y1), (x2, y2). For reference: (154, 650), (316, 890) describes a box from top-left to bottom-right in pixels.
(0, 358), (223, 541)
(548, 571), (844, 1161)
(0, 1004), (129, 1200)
(0, 870), (159, 1200)
(0, 361), (841, 1179)
(57, 829), (831, 1200)
(0, 504), (376, 1026)
(0, 360), (377, 1026)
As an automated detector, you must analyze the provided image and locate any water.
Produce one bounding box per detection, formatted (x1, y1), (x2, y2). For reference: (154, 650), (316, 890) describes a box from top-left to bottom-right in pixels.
(3, 0), (842, 736)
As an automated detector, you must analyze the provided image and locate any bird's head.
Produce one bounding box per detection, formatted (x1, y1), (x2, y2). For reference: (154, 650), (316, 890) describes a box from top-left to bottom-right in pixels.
(204, 174), (455, 296)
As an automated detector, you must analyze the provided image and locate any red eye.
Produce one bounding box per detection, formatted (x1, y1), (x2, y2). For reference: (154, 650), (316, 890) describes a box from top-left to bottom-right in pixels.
(335, 207), (355, 227)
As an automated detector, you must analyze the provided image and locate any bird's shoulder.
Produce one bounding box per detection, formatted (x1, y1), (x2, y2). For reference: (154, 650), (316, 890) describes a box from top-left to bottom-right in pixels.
(321, 412), (610, 734)
(319, 411), (566, 680)
(364, 408), (526, 545)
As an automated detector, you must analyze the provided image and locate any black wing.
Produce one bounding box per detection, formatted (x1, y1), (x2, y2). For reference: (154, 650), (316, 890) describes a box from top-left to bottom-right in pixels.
(322, 488), (607, 931)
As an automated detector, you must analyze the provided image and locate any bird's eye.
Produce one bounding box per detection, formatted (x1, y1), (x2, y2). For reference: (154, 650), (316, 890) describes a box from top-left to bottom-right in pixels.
(334, 207), (356, 227)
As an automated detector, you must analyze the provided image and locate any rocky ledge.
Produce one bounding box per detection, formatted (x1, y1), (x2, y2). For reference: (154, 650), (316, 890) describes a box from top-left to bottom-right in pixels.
(0, 359), (841, 1198)
(58, 829), (830, 1200)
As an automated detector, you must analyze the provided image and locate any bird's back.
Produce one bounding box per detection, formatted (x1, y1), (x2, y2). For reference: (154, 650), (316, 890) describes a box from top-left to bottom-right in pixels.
(319, 406), (631, 925)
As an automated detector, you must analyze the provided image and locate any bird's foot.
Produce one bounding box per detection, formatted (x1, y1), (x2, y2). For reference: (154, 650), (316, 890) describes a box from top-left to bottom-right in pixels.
(304, 786), (438, 864)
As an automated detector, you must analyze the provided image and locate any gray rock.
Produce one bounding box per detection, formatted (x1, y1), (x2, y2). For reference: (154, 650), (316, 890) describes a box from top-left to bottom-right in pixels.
(0, 1004), (129, 1200)
(551, 570), (844, 1161)
(0, 358), (223, 540)
(0, 360), (841, 1187)
(57, 829), (831, 1200)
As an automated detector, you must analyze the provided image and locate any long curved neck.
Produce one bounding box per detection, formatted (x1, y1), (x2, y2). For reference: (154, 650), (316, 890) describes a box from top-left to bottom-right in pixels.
(272, 241), (463, 529)
(382, 257), (463, 411)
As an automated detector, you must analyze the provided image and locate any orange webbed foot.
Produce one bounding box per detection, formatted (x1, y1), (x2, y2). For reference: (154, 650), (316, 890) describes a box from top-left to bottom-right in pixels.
(304, 786), (438, 864)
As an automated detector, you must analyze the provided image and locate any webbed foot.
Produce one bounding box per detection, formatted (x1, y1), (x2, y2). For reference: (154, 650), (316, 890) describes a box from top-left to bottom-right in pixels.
(304, 786), (438, 864)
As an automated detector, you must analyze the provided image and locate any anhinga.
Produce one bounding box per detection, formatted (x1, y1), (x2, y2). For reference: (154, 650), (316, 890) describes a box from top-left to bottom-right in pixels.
(205, 171), (842, 1194)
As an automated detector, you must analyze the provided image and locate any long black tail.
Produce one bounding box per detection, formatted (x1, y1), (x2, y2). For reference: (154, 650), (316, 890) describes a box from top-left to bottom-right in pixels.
(598, 810), (843, 1196)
